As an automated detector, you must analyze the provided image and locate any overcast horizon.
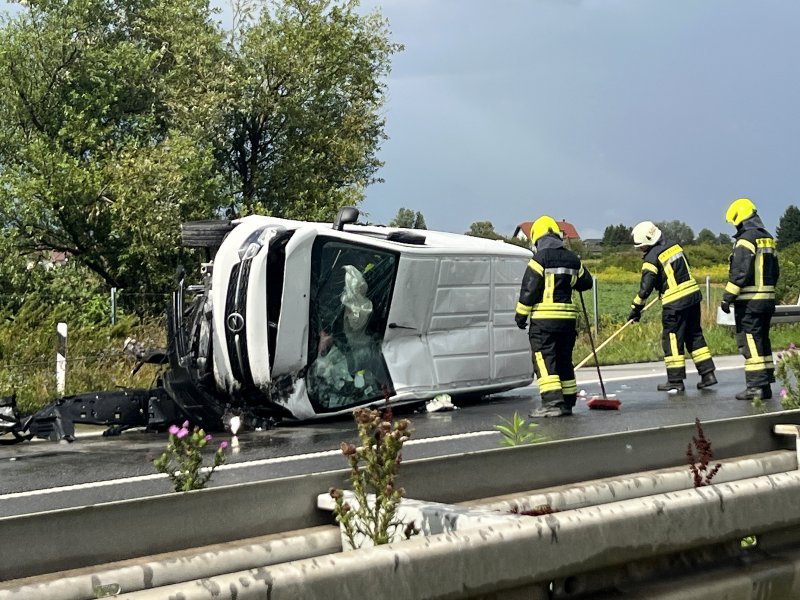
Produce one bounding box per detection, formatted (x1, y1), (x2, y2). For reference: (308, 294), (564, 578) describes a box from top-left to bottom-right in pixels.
(357, 0), (798, 240)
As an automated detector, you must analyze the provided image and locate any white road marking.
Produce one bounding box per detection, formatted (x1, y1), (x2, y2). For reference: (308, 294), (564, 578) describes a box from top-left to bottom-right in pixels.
(0, 431), (498, 500)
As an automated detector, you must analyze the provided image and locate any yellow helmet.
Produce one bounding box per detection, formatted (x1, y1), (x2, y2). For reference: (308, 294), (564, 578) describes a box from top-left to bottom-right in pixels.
(725, 198), (756, 227)
(530, 215), (562, 244)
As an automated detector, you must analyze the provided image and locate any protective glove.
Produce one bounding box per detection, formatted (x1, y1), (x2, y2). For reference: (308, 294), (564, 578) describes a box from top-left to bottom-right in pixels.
(720, 300), (731, 314)
(627, 308), (642, 323)
(515, 316), (528, 330)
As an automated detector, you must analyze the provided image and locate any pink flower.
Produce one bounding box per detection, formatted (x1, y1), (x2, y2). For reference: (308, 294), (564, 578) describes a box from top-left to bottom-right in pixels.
(176, 427), (189, 439)
(219, 441), (229, 450)
(182, 420), (190, 429)
(168, 424), (179, 435)
(204, 434), (212, 442)
(790, 343), (797, 350)
(781, 388), (788, 398)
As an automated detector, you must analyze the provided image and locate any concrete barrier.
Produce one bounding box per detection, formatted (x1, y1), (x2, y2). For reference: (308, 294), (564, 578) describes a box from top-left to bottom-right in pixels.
(112, 470), (800, 599)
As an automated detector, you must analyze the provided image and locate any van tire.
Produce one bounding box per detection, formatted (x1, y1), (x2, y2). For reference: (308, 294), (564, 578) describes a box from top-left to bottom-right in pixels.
(181, 219), (234, 248)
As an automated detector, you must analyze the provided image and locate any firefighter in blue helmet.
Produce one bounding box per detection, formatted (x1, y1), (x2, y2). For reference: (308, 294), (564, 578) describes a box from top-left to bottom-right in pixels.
(721, 198), (780, 400)
(628, 221), (717, 392)
(516, 216), (593, 418)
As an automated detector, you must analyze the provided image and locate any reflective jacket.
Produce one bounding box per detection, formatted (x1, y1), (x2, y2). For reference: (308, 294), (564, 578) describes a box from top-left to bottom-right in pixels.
(722, 215), (779, 310)
(631, 238), (701, 312)
(515, 234), (593, 329)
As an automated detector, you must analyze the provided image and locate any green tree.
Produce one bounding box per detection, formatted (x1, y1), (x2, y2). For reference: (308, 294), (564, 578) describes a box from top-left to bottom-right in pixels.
(602, 224), (632, 246)
(413, 211), (427, 230)
(696, 228), (717, 245)
(0, 0), (225, 307)
(466, 221), (503, 240)
(655, 220), (694, 246)
(389, 208), (416, 228)
(717, 232), (732, 245)
(776, 205), (800, 250)
(217, 0), (403, 222)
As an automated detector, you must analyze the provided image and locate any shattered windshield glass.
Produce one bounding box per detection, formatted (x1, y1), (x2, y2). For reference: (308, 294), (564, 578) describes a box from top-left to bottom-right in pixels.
(307, 238), (397, 410)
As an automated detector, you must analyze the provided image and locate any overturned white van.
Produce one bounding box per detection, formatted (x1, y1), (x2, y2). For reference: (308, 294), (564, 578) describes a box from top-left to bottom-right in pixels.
(171, 207), (534, 423)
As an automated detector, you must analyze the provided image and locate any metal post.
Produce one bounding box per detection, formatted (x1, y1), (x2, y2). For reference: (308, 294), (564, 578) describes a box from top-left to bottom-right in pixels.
(706, 276), (710, 312)
(110, 287), (117, 325)
(56, 322), (67, 396)
(592, 276), (599, 336)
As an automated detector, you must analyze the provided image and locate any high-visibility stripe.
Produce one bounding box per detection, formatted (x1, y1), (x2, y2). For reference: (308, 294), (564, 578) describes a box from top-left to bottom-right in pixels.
(538, 375), (562, 392)
(665, 355), (686, 367)
(738, 291), (776, 301)
(658, 245), (683, 264)
(691, 347), (712, 363)
(544, 273), (555, 303)
(661, 279), (699, 304)
(528, 259), (544, 275)
(757, 238), (776, 249)
(530, 309), (578, 319)
(746, 334), (760, 361)
(632, 296), (646, 307)
(735, 239), (756, 253)
(725, 282), (741, 295)
(545, 267), (578, 276)
(562, 379), (577, 394)
(535, 352), (549, 377)
(642, 263), (658, 274)
(516, 302), (532, 316)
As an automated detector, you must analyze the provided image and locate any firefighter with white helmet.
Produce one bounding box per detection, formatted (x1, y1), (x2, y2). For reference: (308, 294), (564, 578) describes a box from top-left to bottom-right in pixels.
(721, 198), (780, 400)
(629, 221), (717, 392)
(516, 215), (593, 417)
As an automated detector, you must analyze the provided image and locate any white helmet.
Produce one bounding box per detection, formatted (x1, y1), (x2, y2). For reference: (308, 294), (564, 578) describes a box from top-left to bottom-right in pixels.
(632, 221), (661, 248)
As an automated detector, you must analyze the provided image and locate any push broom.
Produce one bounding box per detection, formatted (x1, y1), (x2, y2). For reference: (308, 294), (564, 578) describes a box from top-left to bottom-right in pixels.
(575, 295), (659, 409)
(578, 291), (620, 410)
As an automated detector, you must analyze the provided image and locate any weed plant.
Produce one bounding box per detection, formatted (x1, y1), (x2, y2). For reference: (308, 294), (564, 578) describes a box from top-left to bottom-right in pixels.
(687, 418), (722, 487)
(776, 344), (800, 410)
(153, 421), (228, 492)
(329, 406), (413, 549)
(495, 412), (544, 446)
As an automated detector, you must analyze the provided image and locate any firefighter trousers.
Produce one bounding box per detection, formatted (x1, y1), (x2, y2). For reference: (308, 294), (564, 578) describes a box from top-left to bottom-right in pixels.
(528, 323), (578, 409)
(661, 303), (715, 383)
(734, 304), (775, 388)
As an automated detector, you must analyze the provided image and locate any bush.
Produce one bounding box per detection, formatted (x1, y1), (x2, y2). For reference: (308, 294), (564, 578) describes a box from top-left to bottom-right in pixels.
(776, 243), (800, 304)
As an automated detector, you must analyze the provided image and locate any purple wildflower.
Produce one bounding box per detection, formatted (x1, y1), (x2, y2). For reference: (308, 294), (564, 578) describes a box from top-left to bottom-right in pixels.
(781, 388), (788, 398)
(219, 441), (229, 450)
(204, 434), (213, 442)
(182, 420), (190, 429)
(176, 427), (189, 439)
(168, 424), (179, 435)
(790, 343), (797, 350)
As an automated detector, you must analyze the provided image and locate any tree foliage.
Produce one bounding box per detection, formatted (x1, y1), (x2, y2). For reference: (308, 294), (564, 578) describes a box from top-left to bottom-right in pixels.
(218, 0), (402, 222)
(776, 205), (800, 250)
(655, 220), (694, 246)
(466, 221), (503, 240)
(0, 0), (401, 311)
(602, 224), (632, 247)
(389, 207), (427, 229)
(696, 228), (717, 245)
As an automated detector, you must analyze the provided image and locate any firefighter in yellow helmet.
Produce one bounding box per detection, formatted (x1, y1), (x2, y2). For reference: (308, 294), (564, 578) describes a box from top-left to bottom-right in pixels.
(628, 221), (717, 392)
(516, 216), (593, 417)
(721, 198), (780, 400)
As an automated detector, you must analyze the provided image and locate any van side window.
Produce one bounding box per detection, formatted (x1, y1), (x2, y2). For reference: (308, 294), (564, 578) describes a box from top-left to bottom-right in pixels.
(307, 239), (397, 410)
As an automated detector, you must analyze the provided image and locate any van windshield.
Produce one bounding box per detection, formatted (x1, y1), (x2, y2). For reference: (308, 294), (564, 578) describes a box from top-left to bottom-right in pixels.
(307, 238), (397, 411)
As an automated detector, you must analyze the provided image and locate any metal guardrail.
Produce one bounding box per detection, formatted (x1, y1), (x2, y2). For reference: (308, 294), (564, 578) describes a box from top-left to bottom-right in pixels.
(2, 411), (799, 583)
(774, 303), (800, 324)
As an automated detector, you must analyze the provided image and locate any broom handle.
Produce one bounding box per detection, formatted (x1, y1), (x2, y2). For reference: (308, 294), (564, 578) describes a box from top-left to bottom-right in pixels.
(575, 296), (660, 370)
(578, 291), (607, 398)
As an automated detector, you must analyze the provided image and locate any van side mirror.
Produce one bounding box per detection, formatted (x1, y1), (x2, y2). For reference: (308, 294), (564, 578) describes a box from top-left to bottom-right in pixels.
(333, 206), (360, 231)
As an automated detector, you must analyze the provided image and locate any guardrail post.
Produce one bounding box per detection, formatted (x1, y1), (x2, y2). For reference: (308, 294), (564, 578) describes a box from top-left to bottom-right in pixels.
(773, 424), (800, 469)
(592, 276), (599, 336)
(56, 322), (67, 395)
(110, 287), (117, 325)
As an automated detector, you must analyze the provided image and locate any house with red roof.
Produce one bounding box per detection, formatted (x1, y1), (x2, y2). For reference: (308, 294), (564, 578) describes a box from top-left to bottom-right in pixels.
(513, 219), (580, 243)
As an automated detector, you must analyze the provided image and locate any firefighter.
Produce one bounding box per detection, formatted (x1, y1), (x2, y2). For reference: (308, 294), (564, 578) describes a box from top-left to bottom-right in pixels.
(516, 215), (593, 418)
(721, 198), (780, 400)
(628, 221), (717, 392)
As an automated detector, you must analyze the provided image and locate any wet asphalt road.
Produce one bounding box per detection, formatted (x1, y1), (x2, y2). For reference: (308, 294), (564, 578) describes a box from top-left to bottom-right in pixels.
(0, 355), (786, 517)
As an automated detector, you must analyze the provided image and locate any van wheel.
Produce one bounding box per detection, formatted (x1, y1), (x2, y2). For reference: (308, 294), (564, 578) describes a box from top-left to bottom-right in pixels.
(181, 219), (234, 248)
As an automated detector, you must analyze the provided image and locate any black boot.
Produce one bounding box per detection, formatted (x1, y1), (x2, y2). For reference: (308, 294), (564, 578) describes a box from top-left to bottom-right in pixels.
(735, 386), (772, 401)
(657, 381), (685, 392)
(697, 371), (718, 389)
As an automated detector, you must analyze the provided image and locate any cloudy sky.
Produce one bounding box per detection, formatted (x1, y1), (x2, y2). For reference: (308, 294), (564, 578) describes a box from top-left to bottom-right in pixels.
(1, 0), (796, 240)
(357, 0), (799, 239)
